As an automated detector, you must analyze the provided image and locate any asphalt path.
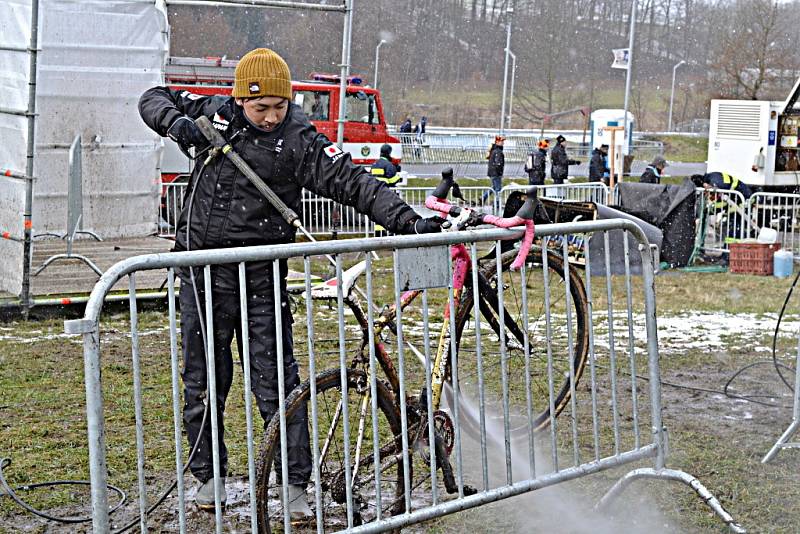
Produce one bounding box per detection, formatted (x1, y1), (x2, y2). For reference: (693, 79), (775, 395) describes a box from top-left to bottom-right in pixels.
(405, 160), (707, 180)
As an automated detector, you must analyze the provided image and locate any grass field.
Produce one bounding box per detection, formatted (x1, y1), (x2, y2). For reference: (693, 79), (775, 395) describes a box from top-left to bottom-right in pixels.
(389, 81), (703, 133)
(1, 257), (799, 532)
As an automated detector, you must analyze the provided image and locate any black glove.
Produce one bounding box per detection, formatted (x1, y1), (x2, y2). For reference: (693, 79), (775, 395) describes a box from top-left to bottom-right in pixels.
(166, 116), (207, 147)
(409, 216), (447, 234)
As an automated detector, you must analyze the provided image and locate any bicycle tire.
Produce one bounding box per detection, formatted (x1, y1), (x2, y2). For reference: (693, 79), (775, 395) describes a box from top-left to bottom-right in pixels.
(255, 367), (406, 533)
(452, 246), (589, 436)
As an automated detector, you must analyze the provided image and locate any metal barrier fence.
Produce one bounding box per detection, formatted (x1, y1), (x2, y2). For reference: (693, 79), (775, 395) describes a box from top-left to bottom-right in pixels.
(161, 180), (187, 237)
(502, 182), (610, 206)
(159, 184), (497, 238)
(162, 180), (800, 262)
(700, 190), (749, 254)
(64, 220), (742, 533)
(746, 192), (800, 257)
(395, 133), (663, 165)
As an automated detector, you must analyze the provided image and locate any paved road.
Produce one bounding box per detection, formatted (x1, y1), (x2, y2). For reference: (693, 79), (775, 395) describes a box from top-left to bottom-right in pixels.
(405, 160), (707, 180)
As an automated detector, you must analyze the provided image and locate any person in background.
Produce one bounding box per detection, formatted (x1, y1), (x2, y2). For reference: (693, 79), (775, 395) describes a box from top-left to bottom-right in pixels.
(691, 172), (752, 200)
(481, 135), (505, 207)
(640, 155), (668, 184)
(399, 117), (412, 133)
(413, 115), (427, 157)
(138, 47), (444, 519)
(370, 143), (401, 187)
(550, 134), (580, 185)
(416, 116), (427, 139)
(589, 144), (610, 184)
(691, 172), (753, 240)
(524, 139), (549, 186)
(309, 92), (327, 120)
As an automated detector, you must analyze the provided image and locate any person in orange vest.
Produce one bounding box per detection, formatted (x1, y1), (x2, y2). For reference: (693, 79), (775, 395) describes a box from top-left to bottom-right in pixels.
(524, 139), (549, 186)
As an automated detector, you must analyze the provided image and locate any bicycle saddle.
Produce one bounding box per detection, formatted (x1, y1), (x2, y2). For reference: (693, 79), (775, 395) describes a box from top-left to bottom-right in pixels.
(304, 260), (367, 300)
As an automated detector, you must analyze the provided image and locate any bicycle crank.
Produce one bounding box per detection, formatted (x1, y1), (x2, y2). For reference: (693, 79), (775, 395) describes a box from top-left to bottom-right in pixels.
(416, 410), (454, 465)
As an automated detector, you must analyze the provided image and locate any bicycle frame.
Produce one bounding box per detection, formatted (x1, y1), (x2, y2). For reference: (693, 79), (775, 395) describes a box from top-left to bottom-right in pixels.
(343, 241), (475, 414)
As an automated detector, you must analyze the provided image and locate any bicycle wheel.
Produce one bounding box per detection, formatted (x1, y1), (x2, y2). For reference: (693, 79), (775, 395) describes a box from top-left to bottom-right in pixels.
(452, 246), (589, 436)
(255, 368), (406, 533)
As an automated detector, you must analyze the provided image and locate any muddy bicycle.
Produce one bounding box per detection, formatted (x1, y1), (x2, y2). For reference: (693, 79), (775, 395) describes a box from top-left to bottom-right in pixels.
(255, 170), (590, 532)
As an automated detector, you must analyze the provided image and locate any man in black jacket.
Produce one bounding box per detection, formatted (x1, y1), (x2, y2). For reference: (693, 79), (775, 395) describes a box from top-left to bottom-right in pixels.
(481, 135), (505, 206)
(525, 139), (549, 185)
(139, 48), (442, 516)
(550, 135), (580, 185)
(589, 144), (610, 184)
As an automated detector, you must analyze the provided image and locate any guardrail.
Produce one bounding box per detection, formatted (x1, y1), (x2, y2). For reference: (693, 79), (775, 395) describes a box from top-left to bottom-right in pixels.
(746, 192), (800, 257)
(395, 133), (663, 165)
(65, 220), (743, 533)
(162, 180), (800, 266)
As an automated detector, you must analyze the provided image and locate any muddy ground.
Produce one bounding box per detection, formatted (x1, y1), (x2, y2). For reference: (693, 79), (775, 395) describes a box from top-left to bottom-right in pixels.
(2, 273), (800, 533)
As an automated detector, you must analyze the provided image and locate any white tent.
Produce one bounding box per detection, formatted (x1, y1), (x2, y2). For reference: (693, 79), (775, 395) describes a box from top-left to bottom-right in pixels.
(0, 0), (168, 298)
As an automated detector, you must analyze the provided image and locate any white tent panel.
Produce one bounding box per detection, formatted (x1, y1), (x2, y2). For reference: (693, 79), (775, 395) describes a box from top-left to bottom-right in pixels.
(0, 181), (26, 296)
(0, 0), (32, 295)
(33, 0), (168, 237)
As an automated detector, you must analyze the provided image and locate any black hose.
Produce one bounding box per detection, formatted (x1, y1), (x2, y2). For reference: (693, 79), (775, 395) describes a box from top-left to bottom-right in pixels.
(771, 267), (800, 391)
(2, 156), (216, 530)
(0, 457), (126, 524)
(106, 156), (215, 534)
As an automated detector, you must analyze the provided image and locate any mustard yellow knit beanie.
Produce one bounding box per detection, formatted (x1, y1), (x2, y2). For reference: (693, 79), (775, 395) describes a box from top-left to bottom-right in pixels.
(232, 48), (292, 100)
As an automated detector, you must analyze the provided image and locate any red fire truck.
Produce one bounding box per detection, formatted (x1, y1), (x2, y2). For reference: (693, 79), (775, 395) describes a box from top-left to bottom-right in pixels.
(160, 56), (403, 184)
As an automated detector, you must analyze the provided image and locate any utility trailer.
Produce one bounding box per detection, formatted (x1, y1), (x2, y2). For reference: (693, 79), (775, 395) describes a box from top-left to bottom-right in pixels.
(708, 77), (800, 190)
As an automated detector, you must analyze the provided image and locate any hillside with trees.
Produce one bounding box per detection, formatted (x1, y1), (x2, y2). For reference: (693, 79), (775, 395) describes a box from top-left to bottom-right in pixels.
(168, 0), (800, 131)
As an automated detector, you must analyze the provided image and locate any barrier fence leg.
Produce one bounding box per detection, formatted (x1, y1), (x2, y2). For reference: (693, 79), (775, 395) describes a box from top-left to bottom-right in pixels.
(762, 322), (800, 463)
(65, 318), (110, 532)
(595, 468), (746, 533)
(593, 241), (746, 534)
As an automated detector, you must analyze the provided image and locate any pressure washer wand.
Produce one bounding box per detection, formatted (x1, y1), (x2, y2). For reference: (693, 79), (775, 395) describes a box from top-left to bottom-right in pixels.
(193, 116), (378, 294)
(195, 116), (302, 229)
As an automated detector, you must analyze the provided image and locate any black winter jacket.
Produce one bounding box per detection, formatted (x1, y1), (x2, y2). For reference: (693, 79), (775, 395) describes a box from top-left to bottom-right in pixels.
(487, 144), (505, 178)
(588, 148), (609, 183)
(139, 88), (417, 250)
(639, 165), (661, 184)
(525, 149), (547, 185)
(550, 143), (580, 183)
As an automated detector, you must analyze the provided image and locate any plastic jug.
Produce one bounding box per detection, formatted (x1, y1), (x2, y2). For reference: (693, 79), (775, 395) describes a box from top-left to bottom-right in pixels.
(773, 249), (793, 278)
(757, 227), (778, 244)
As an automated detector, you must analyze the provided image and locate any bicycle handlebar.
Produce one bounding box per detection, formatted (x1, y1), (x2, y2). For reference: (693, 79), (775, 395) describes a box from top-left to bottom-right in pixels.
(425, 169), (537, 271)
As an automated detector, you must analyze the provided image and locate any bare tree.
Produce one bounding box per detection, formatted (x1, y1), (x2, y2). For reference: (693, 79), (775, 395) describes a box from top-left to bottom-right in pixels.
(712, 0), (788, 99)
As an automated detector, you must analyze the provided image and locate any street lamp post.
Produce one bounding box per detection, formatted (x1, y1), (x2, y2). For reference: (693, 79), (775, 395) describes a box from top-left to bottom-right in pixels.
(499, 5), (513, 134)
(621, 0), (636, 159)
(373, 39), (386, 90)
(668, 60), (686, 132)
(506, 49), (516, 130)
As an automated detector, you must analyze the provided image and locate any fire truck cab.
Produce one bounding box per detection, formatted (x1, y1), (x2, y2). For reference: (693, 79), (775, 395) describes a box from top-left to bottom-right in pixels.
(161, 56), (403, 180)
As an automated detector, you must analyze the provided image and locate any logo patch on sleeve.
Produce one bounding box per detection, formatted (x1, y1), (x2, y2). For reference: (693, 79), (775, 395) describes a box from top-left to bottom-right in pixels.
(249, 82), (261, 94)
(180, 90), (202, 101)
(323, 144), (344, 162)
(212, 112), (230, 131)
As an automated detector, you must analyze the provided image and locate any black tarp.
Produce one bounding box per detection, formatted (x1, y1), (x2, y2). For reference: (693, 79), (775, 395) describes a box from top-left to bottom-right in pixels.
(589, 204), (663, 276)
(615, 179), (697, 267)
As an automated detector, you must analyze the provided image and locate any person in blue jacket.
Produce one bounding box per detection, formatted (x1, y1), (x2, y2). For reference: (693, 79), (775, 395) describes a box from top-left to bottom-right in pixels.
(589, 144), (609, 184)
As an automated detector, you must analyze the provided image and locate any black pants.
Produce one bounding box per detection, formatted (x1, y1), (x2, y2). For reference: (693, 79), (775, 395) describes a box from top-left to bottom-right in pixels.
(527, 173), (544, 186)
(179, 261), (311, 485)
